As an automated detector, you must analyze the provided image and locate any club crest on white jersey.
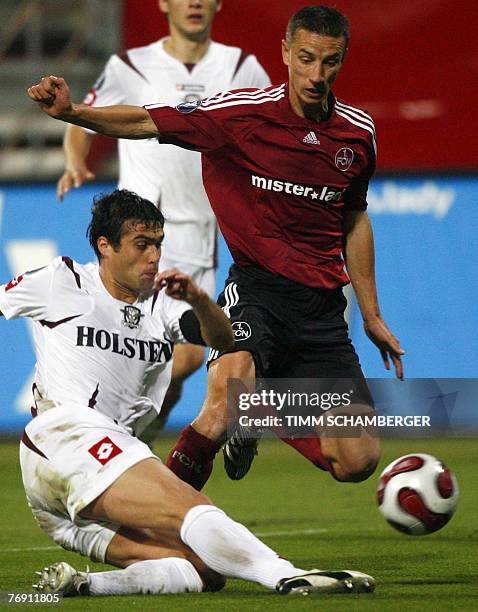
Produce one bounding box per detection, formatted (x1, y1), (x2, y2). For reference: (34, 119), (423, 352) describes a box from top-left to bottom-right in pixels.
(121, 305), (143, 329)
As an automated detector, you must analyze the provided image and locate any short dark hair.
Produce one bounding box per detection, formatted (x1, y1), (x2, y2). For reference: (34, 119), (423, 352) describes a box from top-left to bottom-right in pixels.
(87, 189), (165, 259)
(286, 6), (350, 52)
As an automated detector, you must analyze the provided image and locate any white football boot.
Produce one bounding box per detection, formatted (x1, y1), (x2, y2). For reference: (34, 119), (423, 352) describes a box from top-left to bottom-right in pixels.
(33, 562), (89, 596)
(276, 569), (376, 595)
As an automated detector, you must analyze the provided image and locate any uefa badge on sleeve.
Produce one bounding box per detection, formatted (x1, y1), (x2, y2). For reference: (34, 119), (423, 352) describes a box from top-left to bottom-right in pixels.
(176, 99), (203, 114)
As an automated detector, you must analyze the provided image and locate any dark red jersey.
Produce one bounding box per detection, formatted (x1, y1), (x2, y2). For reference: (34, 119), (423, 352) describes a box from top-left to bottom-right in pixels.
(146, 83), (376, 289)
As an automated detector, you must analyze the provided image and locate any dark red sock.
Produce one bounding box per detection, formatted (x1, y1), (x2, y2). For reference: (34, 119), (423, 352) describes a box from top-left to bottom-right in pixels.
(279, 436), (332, 473)
(166, 425), (221, 490)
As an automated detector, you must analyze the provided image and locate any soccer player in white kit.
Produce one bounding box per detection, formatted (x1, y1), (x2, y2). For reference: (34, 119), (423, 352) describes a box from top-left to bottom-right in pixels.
(0, 189), (375, 597)
(57, 0), (271, 431)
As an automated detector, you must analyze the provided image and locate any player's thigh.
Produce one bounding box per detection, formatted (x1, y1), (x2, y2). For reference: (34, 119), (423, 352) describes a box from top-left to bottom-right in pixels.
(81, 457), (212, 530)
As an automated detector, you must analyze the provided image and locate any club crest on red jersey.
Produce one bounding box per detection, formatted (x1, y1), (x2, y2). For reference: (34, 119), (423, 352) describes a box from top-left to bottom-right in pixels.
(5, 275), (23, 291)
(335, 147), (354, 171)
(88, 436), (122, 465)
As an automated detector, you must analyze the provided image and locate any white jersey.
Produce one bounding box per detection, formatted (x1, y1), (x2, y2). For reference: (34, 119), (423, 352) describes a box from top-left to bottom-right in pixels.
(0, 258), (191, 436)
(84, 39), (271, 268)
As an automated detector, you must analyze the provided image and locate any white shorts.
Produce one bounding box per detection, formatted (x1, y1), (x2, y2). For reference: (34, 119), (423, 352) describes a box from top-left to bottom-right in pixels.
(20, 407), (157, 562)
(159, 256), (215, 298)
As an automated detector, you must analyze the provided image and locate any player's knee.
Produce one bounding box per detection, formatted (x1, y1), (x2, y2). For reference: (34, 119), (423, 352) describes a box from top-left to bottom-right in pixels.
(332, 446), (380, 483)
(344, 457), (378, 482)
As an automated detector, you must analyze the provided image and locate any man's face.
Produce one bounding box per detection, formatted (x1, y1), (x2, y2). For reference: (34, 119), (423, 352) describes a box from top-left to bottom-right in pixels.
(282, 29), (346, 117)
(100, 222), (164, 296)
(159, 0), (222, 40)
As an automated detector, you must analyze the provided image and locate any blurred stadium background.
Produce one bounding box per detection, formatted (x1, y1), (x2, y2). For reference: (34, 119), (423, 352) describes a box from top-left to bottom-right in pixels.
(1, 0), (477, 436)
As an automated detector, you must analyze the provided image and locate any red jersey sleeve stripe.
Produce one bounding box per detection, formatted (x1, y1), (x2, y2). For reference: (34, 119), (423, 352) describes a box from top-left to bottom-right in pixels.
(202, 84), (285, 106)
(200, 89), (285, 112)
(335, 109), (377, 154)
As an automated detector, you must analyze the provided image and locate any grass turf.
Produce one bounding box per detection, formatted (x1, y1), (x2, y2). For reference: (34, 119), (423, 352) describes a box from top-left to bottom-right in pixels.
(0, 437), (477, 610)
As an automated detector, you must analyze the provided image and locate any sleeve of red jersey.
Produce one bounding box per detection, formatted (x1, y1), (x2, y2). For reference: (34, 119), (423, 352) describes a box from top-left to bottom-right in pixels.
(0, 262), (56, 321)
(144, 98), (231, 153)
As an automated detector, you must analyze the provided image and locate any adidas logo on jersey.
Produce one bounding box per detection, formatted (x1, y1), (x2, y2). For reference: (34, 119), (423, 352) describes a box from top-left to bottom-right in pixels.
(302, 131), (320, 145)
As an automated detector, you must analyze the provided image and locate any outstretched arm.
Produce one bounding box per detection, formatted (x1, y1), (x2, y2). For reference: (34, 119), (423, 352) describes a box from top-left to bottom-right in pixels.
(343, 209), (405, 379)
(27, 76), (159, 139)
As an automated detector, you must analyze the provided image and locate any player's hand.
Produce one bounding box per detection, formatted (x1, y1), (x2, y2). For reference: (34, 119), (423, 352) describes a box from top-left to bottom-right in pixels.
(57, 165), (96, 202)
(27, 76), (74, 119)
(154, 268), (205, 305)
(364, 316), (405, 380)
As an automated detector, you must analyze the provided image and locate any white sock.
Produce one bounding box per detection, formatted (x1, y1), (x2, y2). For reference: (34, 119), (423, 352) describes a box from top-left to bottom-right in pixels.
(88, 558), (203, 595)
(180, 505), (304, 589)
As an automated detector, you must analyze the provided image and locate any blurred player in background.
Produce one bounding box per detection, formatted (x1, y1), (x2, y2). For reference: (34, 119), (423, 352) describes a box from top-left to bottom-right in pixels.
(27, 6), (404, 495)
(0, 190), (374, 598)
(57, 0), (271, 435)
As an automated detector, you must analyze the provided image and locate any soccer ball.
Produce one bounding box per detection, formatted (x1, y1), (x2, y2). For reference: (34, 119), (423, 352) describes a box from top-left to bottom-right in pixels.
(376, 453), (459, 535)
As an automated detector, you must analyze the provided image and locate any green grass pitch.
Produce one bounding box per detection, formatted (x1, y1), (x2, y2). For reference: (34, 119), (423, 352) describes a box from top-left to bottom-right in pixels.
(0, 437), (477, 610)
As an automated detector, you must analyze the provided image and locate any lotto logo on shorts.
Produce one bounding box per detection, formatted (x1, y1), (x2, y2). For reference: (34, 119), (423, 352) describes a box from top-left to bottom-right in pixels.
(88, 437), (123, 465)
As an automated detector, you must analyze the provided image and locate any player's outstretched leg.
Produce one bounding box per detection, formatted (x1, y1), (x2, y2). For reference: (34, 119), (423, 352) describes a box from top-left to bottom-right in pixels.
(33, 560), (375, 597)
(31, 459), (376, 597)
(179, 504), (376, 595)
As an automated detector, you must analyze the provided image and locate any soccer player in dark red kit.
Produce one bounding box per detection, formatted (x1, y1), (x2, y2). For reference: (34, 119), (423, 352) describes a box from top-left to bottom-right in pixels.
(28, 6), (404, 493)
